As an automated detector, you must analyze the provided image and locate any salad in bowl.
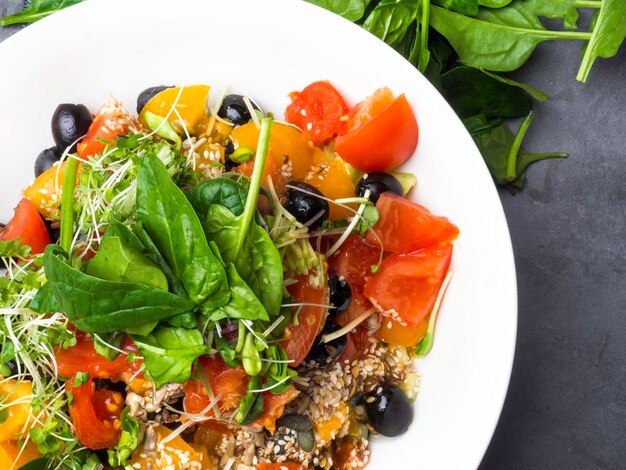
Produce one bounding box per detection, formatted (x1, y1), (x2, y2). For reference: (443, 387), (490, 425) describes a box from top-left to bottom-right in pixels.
(0, 81), (458, 469)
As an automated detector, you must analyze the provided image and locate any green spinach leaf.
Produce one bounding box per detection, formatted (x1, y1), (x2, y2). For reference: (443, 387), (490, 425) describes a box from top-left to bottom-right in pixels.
(441, 66), (534, 118)
(207, 263), (269, 322)
(364, 0), (420, 47)
(478, 0), (512, 7)
(306, 0), (370, 21)
(85, 236), (168, 291)
(32, 245), (195, 334)
(0, 0), (83, 26)
(203, 205), (283, 318)
(132, 327), (206, 388)
(466, 114), (568, 189)
(477, 0), (579, 31)
(433, 0), (477, 16)
(577, 0), (626, 82)
(186, 177), (248, 219)
(136, 154), (229, 308)
(429, 5), (590, 72)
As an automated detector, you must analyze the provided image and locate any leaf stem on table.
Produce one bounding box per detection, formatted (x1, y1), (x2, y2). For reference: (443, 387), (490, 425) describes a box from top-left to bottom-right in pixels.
(505, 111), (534, 182)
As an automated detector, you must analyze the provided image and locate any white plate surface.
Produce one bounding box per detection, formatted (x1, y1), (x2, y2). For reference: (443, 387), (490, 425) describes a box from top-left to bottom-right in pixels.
(0, 1), (517, 468)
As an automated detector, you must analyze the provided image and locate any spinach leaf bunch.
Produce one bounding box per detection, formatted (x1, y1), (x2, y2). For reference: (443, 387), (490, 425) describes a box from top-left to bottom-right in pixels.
(311, 0), (625, 190)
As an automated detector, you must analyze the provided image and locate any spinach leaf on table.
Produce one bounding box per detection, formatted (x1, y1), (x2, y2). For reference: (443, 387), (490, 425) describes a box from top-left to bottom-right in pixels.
(429, 5), (590, 72)
(305, 0), (370, 21)
(441, 66), (539, 118)
(363, 0), (420, 47)
(203, 204), (283, 318)
(465, 113), (568, 190)
(136, 154), (229, 309)
(131, 326), (206, 388)
(577, 0), (626, 83)
(433, 0), (478, 16)
(477, 0), (579, 31)
(0, 0), (83, 26)
(186, 177), (248, 219)
(31, 245), (195, 335)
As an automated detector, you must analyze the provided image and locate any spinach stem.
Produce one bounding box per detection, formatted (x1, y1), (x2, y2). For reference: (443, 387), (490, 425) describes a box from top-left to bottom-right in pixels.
(574, 0), (602, 8)
(505, 111), (534, 182)
(234, 116), (273, 257)
(60, 157), (80, 252)
(418, 0), (431, 72)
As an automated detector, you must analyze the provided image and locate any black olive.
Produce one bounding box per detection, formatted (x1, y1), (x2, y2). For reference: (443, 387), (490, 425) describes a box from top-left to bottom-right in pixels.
(283, 182), (329, 228)
(217, 94), (259, 126)
(136, 85), (174, 114)
(44, 219), (60, 244)
(34, 146), (61, 177)
(365, 385), (413, 437)
(328, 275), (351, 319)
(305, 322), (346, 364)
(223, 140), (237, 171)
(51, 104), (93, 152)
(356, 172), (403, 204)
(4, 359), (19, 376)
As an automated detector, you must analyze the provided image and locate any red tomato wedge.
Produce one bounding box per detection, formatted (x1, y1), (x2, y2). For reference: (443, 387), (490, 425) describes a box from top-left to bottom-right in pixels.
(366, 192), (459, 253)
(67, 377), (123, 449)
(285, 81), (348, 146)
(77, 97), (136, 159)
(55, 336), (141, 379)
(328, 234), (381, 289)
(183, 355), (249, 415)
(0, 198), (50, 255)
(335, 92), (418, 173)
(364, 244), (453, 327)
(280, 273), (326, 366)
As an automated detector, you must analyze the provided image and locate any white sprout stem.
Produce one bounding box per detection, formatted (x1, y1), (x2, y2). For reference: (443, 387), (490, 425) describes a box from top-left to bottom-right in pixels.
(325, 189), (371, 258)
(247, 375), (291, 393)
(426, 270), (455, 331)
(322, 307), (377, 344)
(159, 393), (223, 445)
(243, 96), (260, 130)
(262, 315), (285, 338)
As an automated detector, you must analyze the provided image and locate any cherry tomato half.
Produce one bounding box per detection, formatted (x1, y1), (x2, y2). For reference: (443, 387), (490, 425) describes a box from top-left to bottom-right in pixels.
(366, 192), (459, 254)
(364, 244), (453, 327)
(285, 81), (348, 146)
(335, 92), (418, 173)
(0, 198), (50, 254)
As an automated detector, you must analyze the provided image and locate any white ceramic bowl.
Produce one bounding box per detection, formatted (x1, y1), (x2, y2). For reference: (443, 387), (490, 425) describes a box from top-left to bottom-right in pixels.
(0, 1), (517, 468)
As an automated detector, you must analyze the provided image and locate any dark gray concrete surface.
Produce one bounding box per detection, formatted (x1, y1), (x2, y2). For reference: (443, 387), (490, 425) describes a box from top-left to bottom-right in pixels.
(1, 2), (624, 469)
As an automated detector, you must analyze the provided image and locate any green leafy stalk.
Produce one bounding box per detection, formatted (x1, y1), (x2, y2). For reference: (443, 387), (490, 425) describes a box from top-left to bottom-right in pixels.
(234, 116), (273, 258)
(0, 0), (83, 26)
(418, 0), (431, 72)
(505, 111), (534, 182)
(60, 156), (79, 252)
(577, 0), (626, 83)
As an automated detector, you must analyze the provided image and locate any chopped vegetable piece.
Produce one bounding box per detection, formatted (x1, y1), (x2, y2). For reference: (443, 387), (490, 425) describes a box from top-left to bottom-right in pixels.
(366, 192), (459, 253)
(285, 81), (348, 146)
(364, 244), (453, 327)
(0, 198), (50, 255)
